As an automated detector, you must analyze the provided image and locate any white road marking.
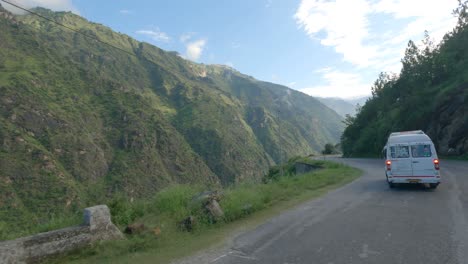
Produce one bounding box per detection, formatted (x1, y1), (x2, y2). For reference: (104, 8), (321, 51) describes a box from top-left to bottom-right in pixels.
(210, 254), (227, 263)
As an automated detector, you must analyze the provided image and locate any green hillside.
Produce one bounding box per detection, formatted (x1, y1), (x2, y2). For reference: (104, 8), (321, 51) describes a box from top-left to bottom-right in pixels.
(341, 2), (468, 157)
(317, 97), (359, 117)
(0, 5), (343, 235)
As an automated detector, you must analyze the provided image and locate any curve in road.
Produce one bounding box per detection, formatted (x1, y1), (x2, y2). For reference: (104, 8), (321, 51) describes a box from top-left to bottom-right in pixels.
(176, 158), (468, 264)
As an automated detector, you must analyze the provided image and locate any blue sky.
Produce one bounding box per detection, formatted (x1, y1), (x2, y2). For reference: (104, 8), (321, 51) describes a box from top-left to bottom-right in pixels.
(2, 0), (460, 98)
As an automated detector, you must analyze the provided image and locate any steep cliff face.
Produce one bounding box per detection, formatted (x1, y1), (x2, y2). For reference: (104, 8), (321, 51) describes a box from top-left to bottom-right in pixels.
(0, 6), (344, 229)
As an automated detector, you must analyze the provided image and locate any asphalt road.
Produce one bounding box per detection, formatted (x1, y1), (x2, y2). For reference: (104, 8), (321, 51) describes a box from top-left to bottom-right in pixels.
(177, 158), (468, 264)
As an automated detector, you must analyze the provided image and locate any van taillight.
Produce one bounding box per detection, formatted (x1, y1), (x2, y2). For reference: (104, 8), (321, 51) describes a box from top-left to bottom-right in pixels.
(386, 160), (392, 170)
(433, 159), (440, 170)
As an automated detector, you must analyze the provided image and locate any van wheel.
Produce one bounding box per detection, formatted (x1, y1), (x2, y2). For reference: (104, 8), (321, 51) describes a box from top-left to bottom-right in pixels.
(429, 183), (438, 189)
(386, 174), (395, 188)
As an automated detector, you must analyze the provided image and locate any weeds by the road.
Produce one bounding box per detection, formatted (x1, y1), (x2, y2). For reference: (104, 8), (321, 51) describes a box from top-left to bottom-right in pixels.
(47, 160), (361, 264)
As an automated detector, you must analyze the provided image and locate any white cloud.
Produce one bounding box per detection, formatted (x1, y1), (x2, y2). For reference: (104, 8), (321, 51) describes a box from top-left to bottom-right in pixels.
(294, 0), (376, 67)
(288, 82), (297, 88)
(185, 39), (206, 61)
(180, 32), (195, 43)
(2, 0), (79, 14)
(136, 28), (170, 42)
(300, 68), (371, 99)
(374, 0), (458, 46)
(294, 0), (458, 70)
(295, 0), (459, 98)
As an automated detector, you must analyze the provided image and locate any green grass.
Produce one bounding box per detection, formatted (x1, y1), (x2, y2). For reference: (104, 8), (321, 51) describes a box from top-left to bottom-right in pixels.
(439, 155), (468, 161)
(47, 160), (361, 264)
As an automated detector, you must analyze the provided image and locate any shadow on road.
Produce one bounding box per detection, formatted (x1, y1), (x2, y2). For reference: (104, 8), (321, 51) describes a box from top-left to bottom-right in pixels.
(388, 183), (437, 192)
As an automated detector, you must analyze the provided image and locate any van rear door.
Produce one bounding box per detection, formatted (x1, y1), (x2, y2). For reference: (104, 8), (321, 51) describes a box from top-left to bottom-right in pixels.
(410, 143), (435, 177)
(389, 144), (412, 176)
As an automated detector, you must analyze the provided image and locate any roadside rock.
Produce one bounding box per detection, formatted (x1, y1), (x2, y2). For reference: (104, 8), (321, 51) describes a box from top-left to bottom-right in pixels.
(191, 190), (225, 222)
(83, 205), (124, 241)
(205, 199), (224, 221)
(179, 216), (196, 232)
(191, 190), (223, 204)
(242, 203), (254, 215)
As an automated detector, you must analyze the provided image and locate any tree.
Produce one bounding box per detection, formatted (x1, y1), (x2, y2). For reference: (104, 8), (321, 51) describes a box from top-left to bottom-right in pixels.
(401, 40), (421, 77)
(342, 114), (355, 126)
(454, 0), (468, 29)
(371, 72), (396, 98)
(322, 143), (337, 155)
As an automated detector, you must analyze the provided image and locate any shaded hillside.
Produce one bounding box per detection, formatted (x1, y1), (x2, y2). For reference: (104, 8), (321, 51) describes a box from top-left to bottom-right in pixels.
(0, 5), (343, 231)
(317, 97), (357, 117)
(341, 2), (468, 157)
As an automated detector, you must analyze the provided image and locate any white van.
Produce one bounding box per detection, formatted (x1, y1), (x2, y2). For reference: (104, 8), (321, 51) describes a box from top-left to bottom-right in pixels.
(382, 130), (440, 189)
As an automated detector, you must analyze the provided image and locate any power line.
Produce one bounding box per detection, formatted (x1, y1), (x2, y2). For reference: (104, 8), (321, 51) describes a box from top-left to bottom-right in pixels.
(0, 0), (136, 57)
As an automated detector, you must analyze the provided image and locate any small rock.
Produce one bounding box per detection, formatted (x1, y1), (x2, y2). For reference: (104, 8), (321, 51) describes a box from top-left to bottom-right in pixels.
(2, 97), (13, 104)
(242, 204), (253, 214)
(179, 216), (196, 232)
(43, 161), (56, 170)
(153, 227), (161, 236)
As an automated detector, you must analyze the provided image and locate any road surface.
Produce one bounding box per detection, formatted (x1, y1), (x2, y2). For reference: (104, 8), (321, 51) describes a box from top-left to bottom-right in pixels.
(176, 158), (468, 264)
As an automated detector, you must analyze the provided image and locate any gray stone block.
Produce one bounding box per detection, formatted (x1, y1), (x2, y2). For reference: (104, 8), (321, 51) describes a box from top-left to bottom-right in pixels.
(0, 204), (123, 264)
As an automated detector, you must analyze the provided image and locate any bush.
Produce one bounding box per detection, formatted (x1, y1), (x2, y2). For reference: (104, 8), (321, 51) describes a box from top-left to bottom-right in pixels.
(322, 143), (338, 155)
(108, 196), (147, 227)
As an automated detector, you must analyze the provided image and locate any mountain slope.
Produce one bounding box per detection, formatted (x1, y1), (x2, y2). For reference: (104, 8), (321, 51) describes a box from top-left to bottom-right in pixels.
(0, 5), (343, 232)
(341, 4), (468, 157)
(317, 97), (358, 117)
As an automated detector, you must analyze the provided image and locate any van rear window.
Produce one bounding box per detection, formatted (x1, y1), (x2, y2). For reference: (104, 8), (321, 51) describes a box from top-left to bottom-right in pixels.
(390, 146), (409, 158)
(411, 145), (432, 157)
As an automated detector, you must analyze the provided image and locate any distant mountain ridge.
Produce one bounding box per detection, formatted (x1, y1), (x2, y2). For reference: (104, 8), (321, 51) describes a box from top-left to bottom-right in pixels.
(0, 5), (344, 230)
(316, 96), (368, 117)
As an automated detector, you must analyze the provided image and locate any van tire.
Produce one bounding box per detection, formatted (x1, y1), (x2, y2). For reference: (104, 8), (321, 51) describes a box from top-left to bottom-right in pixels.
(386, 174), (395, 188)
(429, 183), (438, 189)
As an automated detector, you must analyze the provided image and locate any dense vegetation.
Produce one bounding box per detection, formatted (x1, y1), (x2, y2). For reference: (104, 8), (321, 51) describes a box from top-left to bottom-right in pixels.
(342, 1), (468, 157)
(0, 5), (344, 238)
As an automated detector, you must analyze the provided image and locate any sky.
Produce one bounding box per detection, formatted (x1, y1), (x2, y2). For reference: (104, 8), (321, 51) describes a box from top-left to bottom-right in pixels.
(1, 0), (460, 99)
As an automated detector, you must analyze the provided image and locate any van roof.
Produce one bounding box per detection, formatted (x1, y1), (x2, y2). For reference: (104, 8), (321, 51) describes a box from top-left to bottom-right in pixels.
(389, 130), (424, 136)
(387, 133), (432, 144)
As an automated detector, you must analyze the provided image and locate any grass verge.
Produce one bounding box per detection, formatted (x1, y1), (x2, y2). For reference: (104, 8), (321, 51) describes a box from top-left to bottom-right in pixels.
(439, 155), (468, 161)
(47, 160), (361, 264)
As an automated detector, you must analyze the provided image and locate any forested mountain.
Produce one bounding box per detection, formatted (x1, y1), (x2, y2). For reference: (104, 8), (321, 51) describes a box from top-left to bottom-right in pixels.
(341, 2), (468, 158)
(0, 5), (343, 230)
